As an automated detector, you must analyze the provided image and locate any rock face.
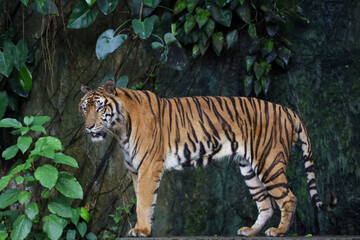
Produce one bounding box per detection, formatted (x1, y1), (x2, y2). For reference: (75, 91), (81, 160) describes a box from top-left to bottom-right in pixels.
(4, 0), (360, 237)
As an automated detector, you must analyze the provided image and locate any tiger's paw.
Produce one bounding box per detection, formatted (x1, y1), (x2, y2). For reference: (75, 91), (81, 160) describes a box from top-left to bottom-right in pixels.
(237, 227), (259, 236)
(128, 227), (151, 237)
(265, 227), (285, 237)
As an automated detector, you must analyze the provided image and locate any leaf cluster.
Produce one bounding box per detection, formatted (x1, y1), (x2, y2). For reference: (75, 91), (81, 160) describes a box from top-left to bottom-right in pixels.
(103, 198), (136, 239)
(64, 0), (309, 95)
(0, 116), (96, 240)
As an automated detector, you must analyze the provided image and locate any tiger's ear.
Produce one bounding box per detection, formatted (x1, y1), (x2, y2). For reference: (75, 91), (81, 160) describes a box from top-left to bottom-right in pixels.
(104, 80), (116, 95)
(81, 85), (90, 93)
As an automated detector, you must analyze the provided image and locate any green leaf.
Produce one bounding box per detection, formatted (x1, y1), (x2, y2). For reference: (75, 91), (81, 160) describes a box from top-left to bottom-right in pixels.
(164, 33), (181, 47)
(13, 39), (28, 70)
(239, 0), (245, 4)
(243, 75), (253, 96)
(0, 42), (14, 77)
(215, 0), (231, 7)
(48, 201), (73, 218)
(10, 215), (32, 240)
(254, 61), (265, 80)
(132, 18), (154, 39)
(43, 214), (68, 240)
(277, 47), (291, 65)
(77, 222), (87, 238)
(41, 188), (51, 199)
(19, 126), (30, 135)
(17, 136), (32, 154)
(0, 189), (19, 209)
(245, 55), (256, 72)
(192, 44), (200, 58)
(9, 162), (32, 175)
(211, 32), (224, 56)
(116, 76), (129, 88)
(71, 208), (80, 225)
(30, 0), (59, 15)
(8, 76), (29, 98)
(207, 4), (232, 27)
(254, 80), (262, 96)
(261, 76), (270, 94)
(0, 118), (22, 128)
(80, 207), (90, 223)
(262, 39), (274, 56)
(248, 23), (257, 39)
(195, 8), (210, 28)
(97, 0), (119, 15)
(0, 231), (8, 240)
(18, 190), (31, 204)
(31, 116), (51, 126)
(67, 230), (76, 240)
(24, 175), (36, 182)
(2, 145), (19, 160)
(31, 136), (63, 158)
(186, 0), (199, 13)
(174, 0), (186, 14)
(86, 232), (98, 240)
(25, 202), (39, 220)
(204, 19), (215, 37)
(0, 174), (14, 191)
(184, 14), (196, 34)
(34, 164), (59, 189)
(85, 0), (96, 6)
(67, 0), (99, 29)
(266, 23), (279, 37)
(199, 40), (210, 55)
(24, 116), (34, 126)
(16, 65), (32, 92)
(226, 29), (238, 49)
(235, 1), (250, 22)
(20, 0), (30, 7)
(96, 29), (127, 60)
(0, 91), (8, 120)
(15, 176), (24, 184)
(55, 172), (83, 199)
(53, 153), (79, 168)
(141, 0), (156, 8)
(151, 42), (164, 50)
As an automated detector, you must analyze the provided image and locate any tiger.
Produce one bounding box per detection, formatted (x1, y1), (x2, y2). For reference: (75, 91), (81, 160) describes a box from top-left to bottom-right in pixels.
(79, 80), (336, 237)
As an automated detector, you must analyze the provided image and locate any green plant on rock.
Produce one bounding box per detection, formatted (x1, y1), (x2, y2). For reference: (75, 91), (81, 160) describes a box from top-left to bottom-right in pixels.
(103, 198), (136, 239)
(0, 116), (96, 240)
(66, 0), (309, 96)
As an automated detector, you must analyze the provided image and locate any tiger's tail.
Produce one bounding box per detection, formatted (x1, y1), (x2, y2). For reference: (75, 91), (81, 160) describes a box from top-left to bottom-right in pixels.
(296, 115), (337, 211)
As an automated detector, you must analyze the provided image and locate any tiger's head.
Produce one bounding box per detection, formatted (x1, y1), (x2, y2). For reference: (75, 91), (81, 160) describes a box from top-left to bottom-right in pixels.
(79, 80), (122, 142)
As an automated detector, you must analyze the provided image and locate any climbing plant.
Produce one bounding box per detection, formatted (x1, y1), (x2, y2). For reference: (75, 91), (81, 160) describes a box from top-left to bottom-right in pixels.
(0, 116), (96, 240)
(66, 0), (309, 96)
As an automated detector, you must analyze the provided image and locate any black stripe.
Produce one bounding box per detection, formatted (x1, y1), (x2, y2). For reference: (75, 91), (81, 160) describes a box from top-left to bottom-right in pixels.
(118, 88), (133, 100)
(204, 112), (220, 139)
(224, 99), (234, 122)
(184, 143), (191, 162)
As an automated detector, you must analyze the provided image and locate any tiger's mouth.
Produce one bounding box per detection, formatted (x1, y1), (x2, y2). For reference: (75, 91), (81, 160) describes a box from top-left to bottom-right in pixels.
(90, 131), (107, 142)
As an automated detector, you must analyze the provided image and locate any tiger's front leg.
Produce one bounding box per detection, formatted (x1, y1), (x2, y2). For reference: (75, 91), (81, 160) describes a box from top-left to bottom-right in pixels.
(128, 159), (163, 237)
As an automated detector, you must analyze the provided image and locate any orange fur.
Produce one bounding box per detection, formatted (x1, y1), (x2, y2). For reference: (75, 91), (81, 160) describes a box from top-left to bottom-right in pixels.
(80, 81), (336, 237)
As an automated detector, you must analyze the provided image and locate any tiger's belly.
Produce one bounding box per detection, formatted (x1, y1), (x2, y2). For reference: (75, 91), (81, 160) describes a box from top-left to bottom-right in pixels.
(163, 139), (245, 171)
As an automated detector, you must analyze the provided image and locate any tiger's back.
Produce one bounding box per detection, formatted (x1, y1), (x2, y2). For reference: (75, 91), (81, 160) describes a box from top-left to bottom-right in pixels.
(80, 81), (336, 237)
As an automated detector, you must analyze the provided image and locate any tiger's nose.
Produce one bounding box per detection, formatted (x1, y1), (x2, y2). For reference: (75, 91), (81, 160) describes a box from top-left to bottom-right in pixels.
(86, 124), (95, 130)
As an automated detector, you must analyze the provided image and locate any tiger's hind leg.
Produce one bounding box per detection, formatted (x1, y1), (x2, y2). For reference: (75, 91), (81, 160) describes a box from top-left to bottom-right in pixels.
(262, 153), (297, 237)
(237, 160), (275, 236)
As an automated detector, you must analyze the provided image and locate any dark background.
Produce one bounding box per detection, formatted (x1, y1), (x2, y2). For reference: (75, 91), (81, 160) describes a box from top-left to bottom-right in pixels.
(1, 0), (360, 237)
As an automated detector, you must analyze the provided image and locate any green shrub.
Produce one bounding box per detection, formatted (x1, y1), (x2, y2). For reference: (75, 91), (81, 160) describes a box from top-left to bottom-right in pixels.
(0, 116), (96, 240)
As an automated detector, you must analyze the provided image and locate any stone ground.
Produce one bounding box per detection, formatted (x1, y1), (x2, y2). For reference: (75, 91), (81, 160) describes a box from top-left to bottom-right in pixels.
(118, 236), (360, 240)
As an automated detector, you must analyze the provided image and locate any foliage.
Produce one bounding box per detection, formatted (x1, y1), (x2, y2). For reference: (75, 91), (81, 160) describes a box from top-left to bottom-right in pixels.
(103, 198), (136, 239)
(0, 116), (96, 240)
(63, 0), (309, 95)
